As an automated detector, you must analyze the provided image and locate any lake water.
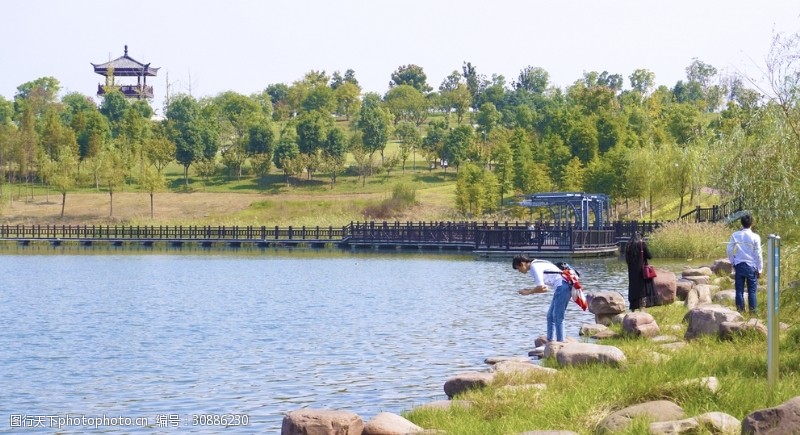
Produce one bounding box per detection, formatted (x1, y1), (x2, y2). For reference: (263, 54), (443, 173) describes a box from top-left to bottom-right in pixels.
(0, 246), (630, 433)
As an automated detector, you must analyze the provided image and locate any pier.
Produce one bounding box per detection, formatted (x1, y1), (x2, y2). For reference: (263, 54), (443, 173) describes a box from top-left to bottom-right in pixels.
(0, 221), (659, 258)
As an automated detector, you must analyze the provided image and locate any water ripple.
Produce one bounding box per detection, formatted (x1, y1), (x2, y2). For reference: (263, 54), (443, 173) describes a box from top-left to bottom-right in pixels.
(0, 252), (628, 433)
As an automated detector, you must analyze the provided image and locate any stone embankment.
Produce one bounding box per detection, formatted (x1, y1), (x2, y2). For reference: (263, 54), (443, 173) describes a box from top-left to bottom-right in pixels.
(281, 258), (797, 434)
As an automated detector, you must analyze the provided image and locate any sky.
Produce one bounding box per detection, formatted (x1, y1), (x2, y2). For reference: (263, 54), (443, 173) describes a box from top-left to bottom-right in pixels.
(2, 0), (799, 115)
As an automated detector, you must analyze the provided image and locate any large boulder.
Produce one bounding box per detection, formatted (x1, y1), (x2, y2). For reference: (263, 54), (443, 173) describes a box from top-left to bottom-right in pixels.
(554, 342), (626, 367)
(580, 323), (609, 337)
(622, 312), (660, 337)
(675, 279), (695, 301)
(652, 269), (677, 305)
(363, 412), (424, 435)
(711, 258), (733, 276)
(684, 305), (744, 340)
(742, 396), (800, 434)
(649, 411), (739, 434)
(713, 289), (736, 306)
(683, 275), (711, 286)
(589, 291), (627, 325)
(719, 318), (768, 340)
(443, 372), (495, 398)
(597, 400), (685, 434)
(588, 291), (627, 314)
(281, 409), (364, 435)
(682, 267), (713, 277)
(491, 360), (557, 376)
(691, 284), (717, 306)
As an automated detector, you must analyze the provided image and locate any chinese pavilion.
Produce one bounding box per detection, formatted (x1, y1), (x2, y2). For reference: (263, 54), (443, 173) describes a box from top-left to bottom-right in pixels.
(91, 45), (159, 99)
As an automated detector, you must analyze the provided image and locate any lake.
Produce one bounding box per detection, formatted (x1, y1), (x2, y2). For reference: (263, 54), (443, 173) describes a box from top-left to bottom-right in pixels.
(0, 246), (631, 433)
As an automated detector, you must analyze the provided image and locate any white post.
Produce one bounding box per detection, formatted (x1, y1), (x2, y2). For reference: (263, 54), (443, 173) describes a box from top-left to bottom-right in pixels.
(767, 234), (781, 390)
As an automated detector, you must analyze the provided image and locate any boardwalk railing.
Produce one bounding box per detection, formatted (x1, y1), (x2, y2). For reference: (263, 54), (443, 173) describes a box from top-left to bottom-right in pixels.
(347, 221), (620, 251)
(678, 197), (743, 223)
(0, 225), (345, 241)
(0, 220), (662, 252)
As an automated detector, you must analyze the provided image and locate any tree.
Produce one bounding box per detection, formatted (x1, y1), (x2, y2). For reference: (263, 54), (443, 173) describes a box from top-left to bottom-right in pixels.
(14, 76), (60, 123)
(509, 128), (533, 192)
(99, 90), (130, 134)
(421, 119), (447, 168)
(394, 121), (421, 172)
(685, 58), (718, 90)
(138, 165), (166, 219)
(448, 84), (472, 125)
(350, 143), (377, 187)
(763, 31), (800, 143)
(296, 110), (333, 179)
(75, 110), (111, 161)
(302, 86), (337, 113)
(455, 164), (498, 216)
(491, 139), (514, 206)
(357, 93), (392, 163)
(273, 124), (300, 184)
(462, 61), (482, 110)
(389, 64), (432, 93)
(561, 157), (586, 191)
(166, 94), (205, 186)
(475, 103), (501, 166)
(48, 146), (79, 218)
(383, 85), (427, 126)
(143, 134), (176, 175)
(443, 125), (474, 171)
(567, 115), (600, 163)
(629, 68), (656, 95)
(334, 82), (361, 120)
(321, 126), (348, 186)
(99, 144), (127, 217)
(211, 91), (265, 180)
(331, 69), (360, 90)
(265, 83), (291, 121)
(246, 122), (276, 165)
(514, 66), (549, 94)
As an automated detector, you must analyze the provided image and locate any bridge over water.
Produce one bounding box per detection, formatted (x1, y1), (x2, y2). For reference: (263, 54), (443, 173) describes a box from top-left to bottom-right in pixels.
(0, 221), (661, 258)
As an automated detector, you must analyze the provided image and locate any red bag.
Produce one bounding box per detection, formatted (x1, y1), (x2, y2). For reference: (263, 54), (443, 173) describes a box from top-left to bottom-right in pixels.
(640, 241), (657, 279)
(643, 264), (657, 279)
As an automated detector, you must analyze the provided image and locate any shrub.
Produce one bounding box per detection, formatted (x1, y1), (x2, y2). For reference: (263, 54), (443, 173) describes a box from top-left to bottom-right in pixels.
(648, 221), (730, 260)
(362, 183), (417, 219)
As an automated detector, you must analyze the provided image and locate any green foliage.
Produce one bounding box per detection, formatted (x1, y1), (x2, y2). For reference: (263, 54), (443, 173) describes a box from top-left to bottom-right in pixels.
(455, 164), (499, 215)
(384, 84), (428, 126)
(362, 183), (418, 219)
(389, 64), (432, 93)
(357, 93), (393, 156)
(647, 221), (731, 260)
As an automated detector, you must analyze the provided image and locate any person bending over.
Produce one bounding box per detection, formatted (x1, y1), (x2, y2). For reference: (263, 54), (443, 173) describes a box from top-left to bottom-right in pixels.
(512, 255), (572, 343)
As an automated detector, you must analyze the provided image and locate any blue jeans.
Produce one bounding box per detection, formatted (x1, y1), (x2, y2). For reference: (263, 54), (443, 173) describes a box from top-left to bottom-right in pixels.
(734, 262), (758, 313)
(546, 282), (572, 342)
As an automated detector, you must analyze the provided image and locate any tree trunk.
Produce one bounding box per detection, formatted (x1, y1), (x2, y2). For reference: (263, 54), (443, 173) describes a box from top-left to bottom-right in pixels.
(109, 190), (114, 217)
(60, 192), (66, 218)
(150, 192), (154, 219)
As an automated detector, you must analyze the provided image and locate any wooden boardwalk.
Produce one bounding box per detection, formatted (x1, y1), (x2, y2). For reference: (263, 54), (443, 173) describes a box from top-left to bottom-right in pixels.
(0, 221), (659, 258)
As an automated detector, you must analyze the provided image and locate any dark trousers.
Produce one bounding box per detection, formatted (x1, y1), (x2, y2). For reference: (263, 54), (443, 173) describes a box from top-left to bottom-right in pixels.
(734, 262), (758, 313)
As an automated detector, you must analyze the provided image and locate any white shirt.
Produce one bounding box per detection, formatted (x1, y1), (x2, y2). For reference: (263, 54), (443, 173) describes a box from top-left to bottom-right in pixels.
(727, 228), (763, 273)
(528, 260), (564, 288)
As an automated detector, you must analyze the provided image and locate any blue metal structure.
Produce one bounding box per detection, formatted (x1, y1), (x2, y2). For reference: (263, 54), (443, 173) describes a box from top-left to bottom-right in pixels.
(518, 192), (611, 230)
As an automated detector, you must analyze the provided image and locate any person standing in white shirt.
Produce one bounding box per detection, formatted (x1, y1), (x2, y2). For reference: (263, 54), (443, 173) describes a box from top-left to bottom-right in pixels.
(512, 255), (572, 342)
(726, 215), (763, 313)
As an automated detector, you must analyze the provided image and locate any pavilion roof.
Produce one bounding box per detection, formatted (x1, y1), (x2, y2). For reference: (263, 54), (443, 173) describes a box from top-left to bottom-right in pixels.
(92, 45), (159, 77)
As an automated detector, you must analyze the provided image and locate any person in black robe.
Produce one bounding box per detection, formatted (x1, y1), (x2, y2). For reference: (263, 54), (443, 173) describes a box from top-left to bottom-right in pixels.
(624, 232), (657, 311)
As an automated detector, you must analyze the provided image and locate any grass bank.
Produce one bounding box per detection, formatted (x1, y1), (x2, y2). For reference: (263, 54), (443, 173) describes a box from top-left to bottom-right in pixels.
(405, 301), (800, 434)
